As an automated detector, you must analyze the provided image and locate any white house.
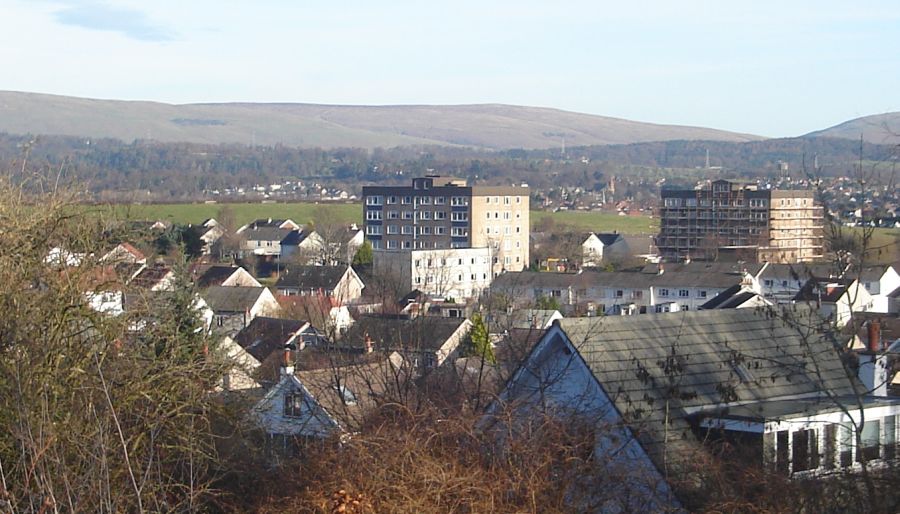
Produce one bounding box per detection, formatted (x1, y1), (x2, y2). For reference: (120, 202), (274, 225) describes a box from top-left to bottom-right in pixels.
(581, 232), (628, 267)
(373, 248), (492, 300)
(203, 286), (281, 334)
(857, 266), (900, 313)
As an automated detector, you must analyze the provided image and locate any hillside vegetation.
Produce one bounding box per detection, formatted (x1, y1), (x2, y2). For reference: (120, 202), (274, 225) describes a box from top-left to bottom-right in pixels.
(804, 111), (900, 145)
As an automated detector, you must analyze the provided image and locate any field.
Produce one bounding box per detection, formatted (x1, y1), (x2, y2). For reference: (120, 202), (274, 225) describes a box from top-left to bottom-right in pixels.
(92, 202), (660, 235)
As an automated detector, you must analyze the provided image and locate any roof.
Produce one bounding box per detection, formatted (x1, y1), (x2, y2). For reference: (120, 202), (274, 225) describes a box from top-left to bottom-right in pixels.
(759, 262), (844, 281)
(855, 265), (895, 282)
(793, 278), (854, 303)
(280, 230), (309, 246)
(203, 286), (268, 313)
(242, 226), (296, 243)
(194, 265), (241, 288)
(343, 315), (469, 352)
(491, 271), (580, 291)
(131, 264), (172, 289)
(641, 261), (766, 276)
(233, 316), (310, 362)
(293, 353), (407, 431)
(542, 307), (858, 473)
(276, 266), (349, 290)
(590, 232), (625, 246)
(489, 309), (561, 331)
(699, 284), (767, 309)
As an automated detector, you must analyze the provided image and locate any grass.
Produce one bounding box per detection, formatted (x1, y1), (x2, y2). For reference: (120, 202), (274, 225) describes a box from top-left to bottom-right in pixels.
(89, 202), (659, 235)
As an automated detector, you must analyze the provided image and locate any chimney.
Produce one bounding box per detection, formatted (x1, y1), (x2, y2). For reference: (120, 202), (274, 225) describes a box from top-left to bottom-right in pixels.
(658, 263), (665, 275)
(684, 255), (691, 264)
(868, 319), (882, 352)
(364, 333), (374, 354)
(281, 342), (295, 377)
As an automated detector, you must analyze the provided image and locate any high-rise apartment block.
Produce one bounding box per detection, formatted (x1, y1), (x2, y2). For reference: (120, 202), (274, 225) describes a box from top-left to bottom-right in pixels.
(362, 176), (530, 273)
(656, 180), (823, 263)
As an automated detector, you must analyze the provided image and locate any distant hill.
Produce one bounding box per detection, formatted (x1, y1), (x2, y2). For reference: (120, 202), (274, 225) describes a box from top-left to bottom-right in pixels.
(0, 91), (761, 150)
(804, 112), (900, 145)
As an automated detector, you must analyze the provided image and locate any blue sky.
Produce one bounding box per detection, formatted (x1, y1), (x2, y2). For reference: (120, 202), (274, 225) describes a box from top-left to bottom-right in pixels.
(1, 0), (898, 137)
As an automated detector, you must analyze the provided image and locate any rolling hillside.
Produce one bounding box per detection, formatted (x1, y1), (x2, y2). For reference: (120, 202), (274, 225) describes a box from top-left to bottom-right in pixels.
(0, 90), (761, 150)
(804, 112), (900, 145)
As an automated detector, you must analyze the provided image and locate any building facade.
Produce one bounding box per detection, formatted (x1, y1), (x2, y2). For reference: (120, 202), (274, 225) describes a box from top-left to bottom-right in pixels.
(373, 247), (492, 300)
(362, 176), (529, 273)
(656, 180), (823, 263)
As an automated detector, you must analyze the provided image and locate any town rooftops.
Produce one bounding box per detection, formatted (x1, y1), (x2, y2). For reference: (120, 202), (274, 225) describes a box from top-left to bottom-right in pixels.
(343, 315), (470, 352)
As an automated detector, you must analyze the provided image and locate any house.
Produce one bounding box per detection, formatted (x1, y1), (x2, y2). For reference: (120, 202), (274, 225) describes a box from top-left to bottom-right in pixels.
(373, 248), (491, 300)
(581, 232), (628, 267)
(253, 349), (406, 446)
(486, 308), (900, 510)
(793, 278), (874, 328)
(240, 226), (302, 258)
(275, 266), (364, 304)
(339, 315), (472, 372)
(488, 309), (563, 333)
(236, 218), (300, 233)
(856, 266), (900, 313)
(219, 316), (320, 390)
(277, 295), (355, 338)
(699, 283), (773, 310)
(203, 285), (281, 334)
(100, 243), (146, 265)
(199, 224), (225, 255)
(757, 262), (845, 303)
(192, 265), (260, 289)
(131, 264), (176, 291)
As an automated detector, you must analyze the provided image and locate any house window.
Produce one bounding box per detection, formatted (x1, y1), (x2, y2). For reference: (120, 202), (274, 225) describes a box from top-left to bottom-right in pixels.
(283, 392), (304, 417)
(421, 226), (432, 235)
(792, 429), (819, 472)
(451, 227), (468, 237)
(658, 288), (669, 297)
(435, 227), (446, 235)
(402, 196), (412, 204)
(419, 196), (431, 205)
(886, 416), (897, 460)
(764, 279), (773, 287)
(402, 211), (414, 220)
(435, 211), (447, 220)
(678, 289), (690, 298)
(451, 212), (469, 222)
(402, 241), (412, 249)
(387, 196), (398, 204)
(387, 240), (398, 249)
(388, 211), (400, 219)
(550, 289), (561, 298)
(859, 420), (881, 462)
(839, 424), (854, 467)
(451, 196), (467, 206)
(420, 211), (432, 220)
(435, 197), (446, 205)
(632, 290), (643, 300)
(365, 210), (383, 221)
(401, 225), (413, 235)
(365, 195), (382, 205)
(615, 290), (624, 298)
(387, 225), (398, 234)
(366, 225), (382, 235)
(698, 290), (707, 299)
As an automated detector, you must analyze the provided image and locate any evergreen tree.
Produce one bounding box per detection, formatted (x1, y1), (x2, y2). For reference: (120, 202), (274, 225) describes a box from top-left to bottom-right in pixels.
(467, 313), (495, 364)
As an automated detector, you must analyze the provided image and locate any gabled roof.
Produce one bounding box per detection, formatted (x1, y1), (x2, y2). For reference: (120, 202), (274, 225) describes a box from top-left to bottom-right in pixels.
(759, 262), (844, 281)
(491, 271), (580, 291)
(793, 278), (855, 303)
(233, 316), (310, 362)
(700, 284), (769, 310)
(242, 226), (296, 243)
(276, 266), (349, 291)
(591, 232), (625, 247)
(280, 230), (310, 246)
(204, 286), (269, 313)
(533, 307), (858, 472)
(194, 265), (239, 288)
(343, 315), (470, 352)
(131, 264), (173, 289)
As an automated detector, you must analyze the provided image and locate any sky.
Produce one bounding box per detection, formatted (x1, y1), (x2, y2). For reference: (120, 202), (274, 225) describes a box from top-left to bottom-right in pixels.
(1, 0), (898, 138)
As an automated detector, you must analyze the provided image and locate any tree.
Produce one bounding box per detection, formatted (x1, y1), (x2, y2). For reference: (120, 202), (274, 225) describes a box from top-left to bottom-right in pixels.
(353, 240), (373, 266)
(466, 312), (495, 364)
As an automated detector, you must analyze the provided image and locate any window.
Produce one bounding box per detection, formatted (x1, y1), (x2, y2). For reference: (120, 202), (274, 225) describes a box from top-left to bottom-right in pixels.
(420, 211), (432, 220)
(365, 210), (383, 221)
(504, 196), (510, 204)
(435, 227), (446, 235)
(658, 288), (669, 297)
(698, 290), (707, 299)
(387, 196), (397, 204)
(451, 212), (469, 221)
(402, 211), (413, 220)
(371, 240), (382, 249)
(387, 240), (398, 249)
(402, 196), (412, 204)
(366, 225), (382, 235)
(420, 226), (432, 235)
(764, 279), (773, 287)
(435, 197), (446, 205)
(632, 290), (643, 300)
(615, 290), (624, 298)
(419, 196), (431, 205)
(859, 420), (881, 462)
(435, 211), (447, 220)
(387, 210), (400, 219)
(386, 225), (398, 234)
(402, 241), (412, 249)
(486, 212), (491, 219)
(678, 289), (690, 298)
(504, 212), (510, 219)
(283, 392), (304, 417)
(839, 424), (854, 467)
(366, 195), (382, 205)
(886, 416), (897, 460)
(451, 196), (467, 206)
(401, 225), (413, 235)
(451, 227), (468, 237)
(664, 197), (681, 207)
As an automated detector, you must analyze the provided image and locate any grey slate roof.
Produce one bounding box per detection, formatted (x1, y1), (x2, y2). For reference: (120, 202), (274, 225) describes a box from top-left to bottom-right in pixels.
(204, 286), (268, 313)
(592, 232), (625, 246)
(243, 226), (295, 243)
(194, 265), (240, 288)
(343, 315), (469, 352)
(549, 307), (859, 472)
(699, 284), (765, 309)
(234, 316), (310, 362)
(276, 266), (349, 291)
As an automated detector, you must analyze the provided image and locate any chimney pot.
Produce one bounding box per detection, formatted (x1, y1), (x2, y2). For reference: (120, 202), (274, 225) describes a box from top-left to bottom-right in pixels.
(868, 319), (882, 352)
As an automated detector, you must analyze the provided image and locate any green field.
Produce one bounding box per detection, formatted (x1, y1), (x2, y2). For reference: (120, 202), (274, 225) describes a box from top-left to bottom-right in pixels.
(90, 202), (659, 235)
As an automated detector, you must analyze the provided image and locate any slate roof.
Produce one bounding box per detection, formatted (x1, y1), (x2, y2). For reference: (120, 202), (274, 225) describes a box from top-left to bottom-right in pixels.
(700, 284), (766, 309)
(856, 265), (895, 282)
(793, 278), (854, 303)
(342, 315), (469, 352)
(544, 307), (859, 473)
(131, 264), (172, 289)
(194, 265), (241, 288)
(204, 286), (268, 313)
(592, 232), (625, 246)
(759, 263), (844, 281)
(276, 266), (349, 291)
(234, 316), (310, 362)
(280, 230), (309, 246)
(243, 226), (295, 243)
(491, 271), (579, 291)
